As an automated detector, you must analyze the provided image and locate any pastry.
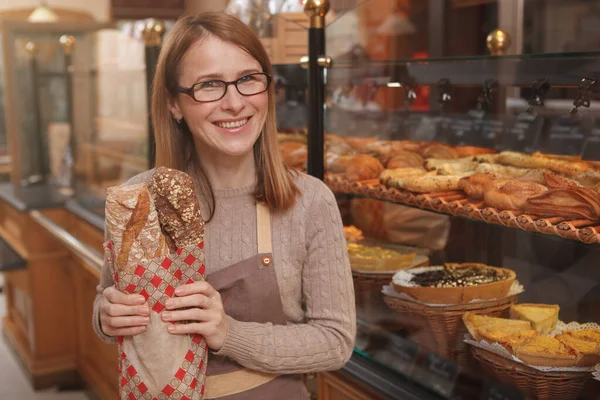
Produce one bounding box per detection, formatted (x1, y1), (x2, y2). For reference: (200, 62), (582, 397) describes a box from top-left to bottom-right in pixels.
(348, 243), (416, 271)
(392, 263), (516, 304)
(484, 180), (548, 210)
(514, 336), (579, 367)
(525, 186), (600, 220)
(345, 154), (384, 182)
(344, 225), (364, 243)
(327, 154), (354, 173)
(462, 312), (531, 342)
(386, 151), (424, 169)
(148, 167), (205, 249)
(510, 303), (559, 334)
(345, 137), (378, 150)
(105, 184), (170, 273)
(555, 334), (600, 367)
(458, 173), (505, 200)
(379, 168), (427, 186)
(497, 151), (590, 176)
(421, 144), (458, 159)
(563, 329), (600, 343)
(387, 174), (462, 193)
(279, 141), (307, 169)
(474, 163), (532, 179)
(455, 146), (496, 157)
(479, 330), (539, 353)
(424, 157), (478, 176)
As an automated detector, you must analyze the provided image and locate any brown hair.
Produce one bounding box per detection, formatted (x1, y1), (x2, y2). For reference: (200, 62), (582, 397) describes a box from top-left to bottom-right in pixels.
(151, 12), (299, 221)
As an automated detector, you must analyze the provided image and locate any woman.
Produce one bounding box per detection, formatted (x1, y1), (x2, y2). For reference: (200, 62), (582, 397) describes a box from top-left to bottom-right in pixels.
(93, 12), (356, 399)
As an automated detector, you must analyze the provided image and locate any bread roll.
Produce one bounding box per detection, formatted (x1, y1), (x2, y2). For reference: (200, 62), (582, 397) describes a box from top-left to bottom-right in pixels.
(458, 174), (505, 200)
(279, 142), (307, 169)
(149, 167), (205, 249)
(386, 151), (424, 169)
(346, 154), (384, 182)
(105, 184), (170, 272)
(455, 146), (496, 157)
(421, 144), (458, 159)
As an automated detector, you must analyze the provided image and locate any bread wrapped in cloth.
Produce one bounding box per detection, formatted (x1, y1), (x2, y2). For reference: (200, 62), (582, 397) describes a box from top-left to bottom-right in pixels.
(104, 167), (208, 399)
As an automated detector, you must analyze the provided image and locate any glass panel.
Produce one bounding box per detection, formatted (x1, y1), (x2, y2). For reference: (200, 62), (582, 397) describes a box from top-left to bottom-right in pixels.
(72, 24), (149, 215)
(324, 1), (600, 399)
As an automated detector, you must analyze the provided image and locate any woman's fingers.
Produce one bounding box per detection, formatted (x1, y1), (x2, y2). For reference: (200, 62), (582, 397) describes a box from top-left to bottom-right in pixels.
(104, 286), (146, 306)
(174, 281), (219, 298)
(102, 314), (150, 329)
(161, 307), (212, 323)
(167, 322), (217, 336)
(101, 301), (149, 317)
(165, 293), (212, 310)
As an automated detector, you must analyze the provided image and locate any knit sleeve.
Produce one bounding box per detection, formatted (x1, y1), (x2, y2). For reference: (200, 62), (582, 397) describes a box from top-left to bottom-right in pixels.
(213, 180), (356, 374)
(92, 169), (154, 343)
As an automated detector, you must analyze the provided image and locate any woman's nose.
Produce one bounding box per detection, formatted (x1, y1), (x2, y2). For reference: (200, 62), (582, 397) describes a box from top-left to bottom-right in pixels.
(219, 84), (244, 112)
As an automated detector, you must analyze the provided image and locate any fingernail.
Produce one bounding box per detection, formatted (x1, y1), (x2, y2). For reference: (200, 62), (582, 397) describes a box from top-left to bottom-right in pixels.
(175, 287), (184, 295)
(143, 317), (150, 324)
(136, 296), (145, 304)
(168, 325), (175, 333)
(165, 299), (173, 308)
(162, 312), (171, 320)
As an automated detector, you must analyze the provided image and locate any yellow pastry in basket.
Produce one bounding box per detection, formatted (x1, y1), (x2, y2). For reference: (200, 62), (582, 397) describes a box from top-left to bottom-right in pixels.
(563, 328), (600, 343)
(510, 303), (559, 334)
(555, 334), (600, 367)
(514, 335), (579, 367)
(479, 330), (538, 353)
(347, 243), (416, 272)
(463, 312), (531, 341)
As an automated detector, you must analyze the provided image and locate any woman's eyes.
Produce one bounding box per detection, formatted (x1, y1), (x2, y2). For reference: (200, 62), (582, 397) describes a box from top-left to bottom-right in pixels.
(198, 81), (221, 89)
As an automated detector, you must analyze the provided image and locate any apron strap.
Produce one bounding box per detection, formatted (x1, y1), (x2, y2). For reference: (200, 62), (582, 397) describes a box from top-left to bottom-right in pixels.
(256, 202), (272, 254)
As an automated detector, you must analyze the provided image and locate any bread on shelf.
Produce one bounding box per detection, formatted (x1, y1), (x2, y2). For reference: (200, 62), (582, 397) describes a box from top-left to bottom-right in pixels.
(463, 312), (531, 341)
(513, 335), (579, 367)
(510, 303), (559, 334)
(346, 154), (384, 182)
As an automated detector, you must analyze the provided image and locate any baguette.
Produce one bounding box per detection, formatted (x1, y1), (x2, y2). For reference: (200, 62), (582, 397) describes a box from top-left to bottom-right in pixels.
(388, 174), (462, 193)
(498, 151), (590, 176)
(149, 167), (205, 249)
(105, 184), (170, 273)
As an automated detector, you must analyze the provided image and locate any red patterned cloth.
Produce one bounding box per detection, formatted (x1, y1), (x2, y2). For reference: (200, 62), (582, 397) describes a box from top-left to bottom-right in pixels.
(104, 241), (209, 400)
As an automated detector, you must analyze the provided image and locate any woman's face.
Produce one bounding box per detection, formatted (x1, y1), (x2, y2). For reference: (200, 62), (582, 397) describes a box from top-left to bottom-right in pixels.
(171, 35), (268, 159)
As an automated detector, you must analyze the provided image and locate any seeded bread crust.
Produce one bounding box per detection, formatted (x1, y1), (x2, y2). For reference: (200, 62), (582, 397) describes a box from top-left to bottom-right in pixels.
(148, 167), (205, 249)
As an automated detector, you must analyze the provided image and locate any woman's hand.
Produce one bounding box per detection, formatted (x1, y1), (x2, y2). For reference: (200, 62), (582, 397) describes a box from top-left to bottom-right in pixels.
(99, 286), (150, 336)
(161, 280), (228, 351)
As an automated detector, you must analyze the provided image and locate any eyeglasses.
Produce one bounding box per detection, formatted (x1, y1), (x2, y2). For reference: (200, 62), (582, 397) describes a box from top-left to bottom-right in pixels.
(177, 72), (271, 103)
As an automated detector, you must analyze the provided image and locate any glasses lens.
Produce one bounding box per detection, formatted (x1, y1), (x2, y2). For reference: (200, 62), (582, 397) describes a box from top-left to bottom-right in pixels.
(194, 81), (226, 102)
(237, 74), (269, 96)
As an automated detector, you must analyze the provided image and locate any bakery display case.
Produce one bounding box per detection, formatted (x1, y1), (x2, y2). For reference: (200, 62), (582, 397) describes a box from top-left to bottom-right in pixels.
(277, 0), (600, 399)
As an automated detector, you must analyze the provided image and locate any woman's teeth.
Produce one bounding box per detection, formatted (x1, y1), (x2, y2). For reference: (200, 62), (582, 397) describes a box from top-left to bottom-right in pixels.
(215, 118), (248, 129)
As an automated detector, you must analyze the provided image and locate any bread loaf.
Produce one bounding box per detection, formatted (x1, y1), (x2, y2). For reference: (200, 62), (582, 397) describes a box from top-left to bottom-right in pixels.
(149, 167), (205, 248)
(345, 154), (384, 182)
(105, 184), (170, 272)
(484, 180), (548, 210)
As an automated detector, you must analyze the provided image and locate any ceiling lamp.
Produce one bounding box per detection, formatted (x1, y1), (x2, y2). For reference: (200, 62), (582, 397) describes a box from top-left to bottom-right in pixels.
(28, 1), (59, 23)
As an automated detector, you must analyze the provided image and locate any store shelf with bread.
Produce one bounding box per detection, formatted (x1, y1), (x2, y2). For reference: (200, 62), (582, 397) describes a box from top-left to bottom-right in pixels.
(279, 0), (600, 399)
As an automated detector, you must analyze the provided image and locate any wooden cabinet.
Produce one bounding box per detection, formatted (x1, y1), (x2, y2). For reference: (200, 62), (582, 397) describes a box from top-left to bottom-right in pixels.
(318, 371), (387, 400)
(0, 201), (78, 389)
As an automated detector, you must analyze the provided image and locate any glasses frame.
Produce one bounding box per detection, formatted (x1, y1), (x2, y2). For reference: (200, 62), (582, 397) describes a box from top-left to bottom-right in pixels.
(176, 72), (272, 103)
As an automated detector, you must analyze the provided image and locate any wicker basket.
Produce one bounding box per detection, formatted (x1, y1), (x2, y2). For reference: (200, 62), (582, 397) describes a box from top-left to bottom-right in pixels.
(383, 294), (518, 366)
(471, 347), (590, 400)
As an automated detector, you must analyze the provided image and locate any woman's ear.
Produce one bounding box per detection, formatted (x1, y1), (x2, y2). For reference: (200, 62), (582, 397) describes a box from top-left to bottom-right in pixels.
(169, 99), (183, 121)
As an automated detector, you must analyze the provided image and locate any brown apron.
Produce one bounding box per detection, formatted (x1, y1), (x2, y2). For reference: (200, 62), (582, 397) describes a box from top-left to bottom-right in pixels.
(204, 202), (310, 400)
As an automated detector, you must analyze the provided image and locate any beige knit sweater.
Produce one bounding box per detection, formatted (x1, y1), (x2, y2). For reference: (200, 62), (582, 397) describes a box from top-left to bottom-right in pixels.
(93, 170), (356, 374)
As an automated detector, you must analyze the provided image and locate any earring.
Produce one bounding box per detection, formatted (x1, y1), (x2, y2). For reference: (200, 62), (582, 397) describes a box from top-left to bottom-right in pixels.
(176, 118), (182, 125)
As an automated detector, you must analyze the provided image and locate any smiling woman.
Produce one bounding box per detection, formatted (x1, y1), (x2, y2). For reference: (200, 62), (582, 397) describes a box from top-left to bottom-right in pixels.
(92, 11), (356, 400)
